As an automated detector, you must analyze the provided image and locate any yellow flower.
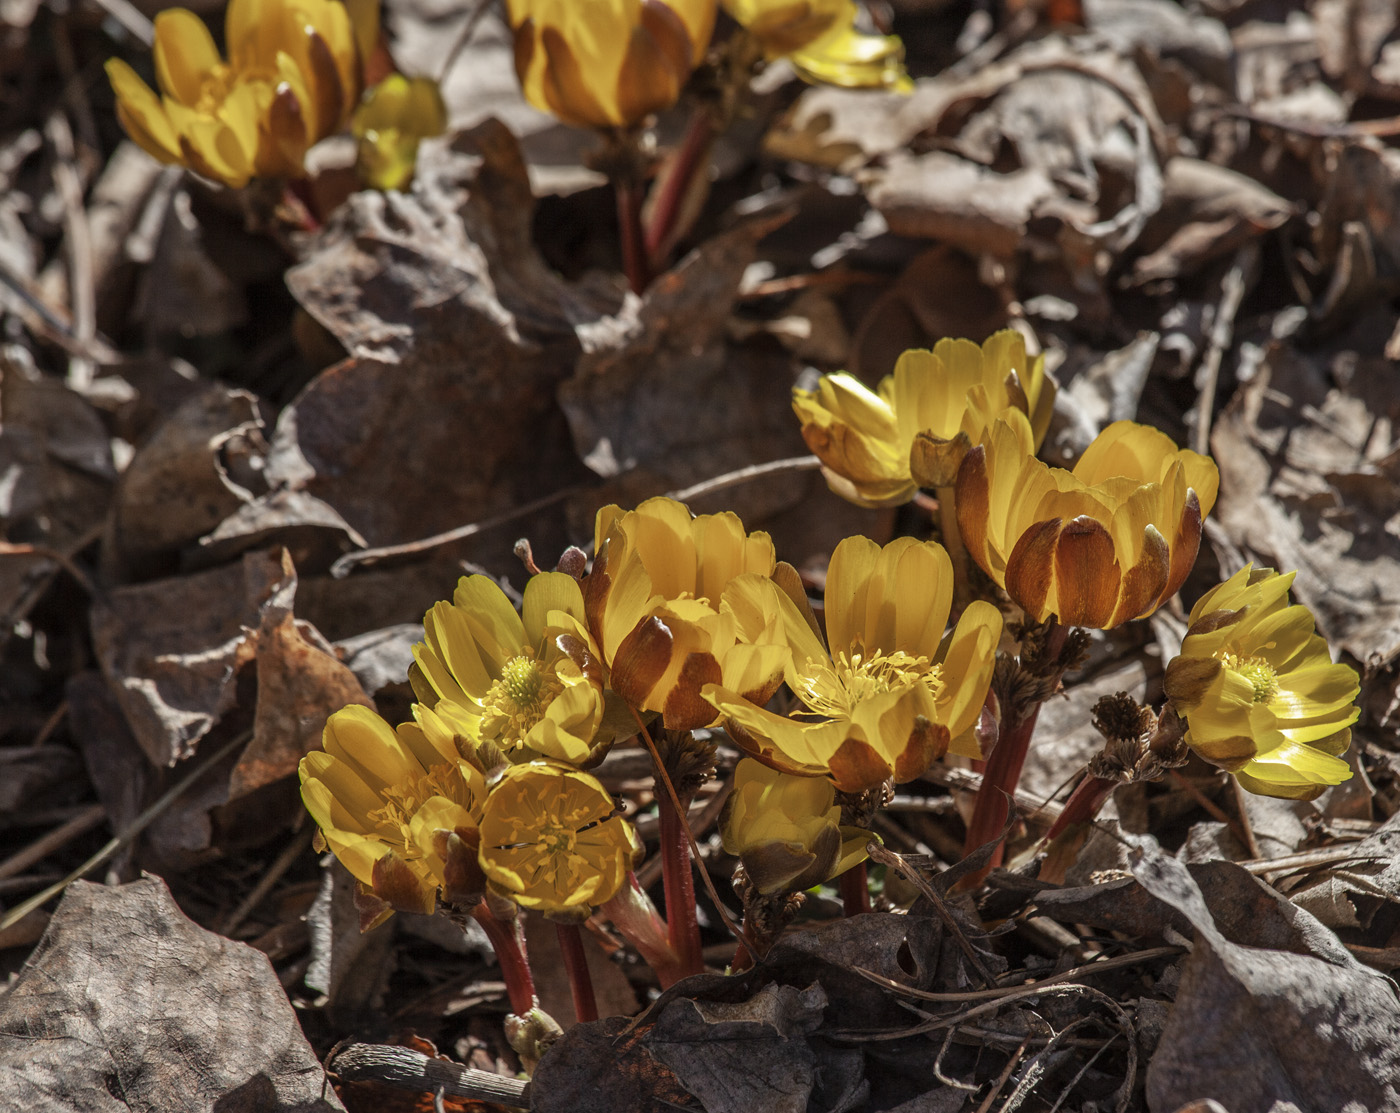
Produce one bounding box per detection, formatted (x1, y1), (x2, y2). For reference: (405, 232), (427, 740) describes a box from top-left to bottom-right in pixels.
(704, 535), (1003, 793)
(299, 703), (488, 927)
(105, 0), (374, 187)
(479, 761), (642, 916)
(413, 572), (609, 767)
(505, 0), (717, 129)
(1164, 566), (1358, 800)
(793, 331), (1056, 508)
(353, 74), (447, 191)
(720, 758), (871, 894)
(957, 414), (1219, 629)
(725, 0), (909, 90)
(582, 496), (791, 731)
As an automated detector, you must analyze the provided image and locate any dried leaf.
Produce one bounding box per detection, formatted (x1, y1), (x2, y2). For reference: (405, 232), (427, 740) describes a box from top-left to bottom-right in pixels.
(0, 877), (344, 1112)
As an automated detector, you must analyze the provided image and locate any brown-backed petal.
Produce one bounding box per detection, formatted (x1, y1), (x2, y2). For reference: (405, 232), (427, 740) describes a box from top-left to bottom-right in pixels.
(1052, 516), (1119, 628)
(892, 716), (950, 783)
(1187, 731), (1257, 771)
(436, 827), (486, 906)
(614, 0), (691, 123)
(955, 445), (993, 572)
(610, 615), (673, 710)
(1109, 523), (1170, 626)
(1004, 517), (1061, 622)
(540, 25), (610, 127)
(1163, 488), (1203, 605)
(910, 429), (970, 490)
(662, 651), (723, 731)
(371, 851), (435, 916)
(304, 29), (346, 137)
(264, 83), (308, 176)
(827, 736), (891, 794)
(771, 560), (825, 648)
(1163, 655), (1223, 706)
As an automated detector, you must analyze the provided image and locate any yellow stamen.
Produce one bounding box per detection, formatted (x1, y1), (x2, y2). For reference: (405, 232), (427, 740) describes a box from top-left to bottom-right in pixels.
(1223, 653), (1279, 704)
(365, 762), (465, 852)
(480, 653), (564, 746)
(797, 646), (944, 720)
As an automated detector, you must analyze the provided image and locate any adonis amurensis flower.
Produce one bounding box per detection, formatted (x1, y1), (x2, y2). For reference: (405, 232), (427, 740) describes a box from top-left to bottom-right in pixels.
(413, 572), (611, 767)
(957, 415), (1219, 629)
(299, 703), (488, 929)
(479, 761), (642, 917)
(1164, 566), (1359, 800)
(704, 535), (1002, 793)
(505, 0), (716, 129)
(721, 758), (871, 894)
(793, 330), (1055, 508)
(582, 496), (790, 731)
(723, 0), (911, 90)
(106, 0), (377, 187)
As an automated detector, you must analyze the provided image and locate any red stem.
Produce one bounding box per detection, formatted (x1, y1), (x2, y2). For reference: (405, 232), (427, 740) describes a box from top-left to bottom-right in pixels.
(470, 902), (536, 1016)
(838, 860), (872, 917)
(643, 106), (716, 268)
(658, 790), (704, 979)
(615, 176), (650, 296)
(731, 937), (755, 973)
(554, 922), (598, 1023)
(1042, 773), (1118, 845)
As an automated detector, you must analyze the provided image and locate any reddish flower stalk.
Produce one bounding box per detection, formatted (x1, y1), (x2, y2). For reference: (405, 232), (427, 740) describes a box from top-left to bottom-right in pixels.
(960, 622), (1071, 887)
(657, 787), (704, 979)
(615, 176), (650, 295)
(554, 922), (598, 1023)
(599, 871), (687, 987)
(838, 861), (872, 916)
(470, 901), (536, 1016)
(1042, 773), (1118, 845)
(643, 104), (717, 269)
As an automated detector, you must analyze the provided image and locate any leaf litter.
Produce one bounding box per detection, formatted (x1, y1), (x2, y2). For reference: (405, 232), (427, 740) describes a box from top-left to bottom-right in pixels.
(2, 0), (1400, 1111)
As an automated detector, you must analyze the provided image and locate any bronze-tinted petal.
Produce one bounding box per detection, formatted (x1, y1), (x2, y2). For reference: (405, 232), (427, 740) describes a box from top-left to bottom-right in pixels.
(954, 445), (992, 571)
(305, 29), (347, 138)
(661, 650), (723, 732)
(1109, 523), (1170, 627)
(910, 430), (971, 490)
(1162, 488), (1203, 606)
(614, 0), (690, 123)
(264, 83), (308, 177)
(556, 631), (603, 687)
(611, 615), (673, 710)
(540, 25), (609, 127)
(742, 842), (818, 896)
(371, 850), (435, 916)
(1052, 516), (1119, 628)
(353, 884), (393, 932)
(828, 737), (891, 794)
(1004, 517), (1061, 622)
(786, 825), (842, 893)
(893, 715), (950, 783)
(1185, 607), (1245, 638)
(437, 826), (486, 906)
(1188, 731), (1257, 771)
(1163, 655), (1223, 705)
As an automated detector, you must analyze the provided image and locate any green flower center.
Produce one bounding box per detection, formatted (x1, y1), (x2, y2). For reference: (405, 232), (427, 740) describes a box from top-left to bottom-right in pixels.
(480, 653), (564, 747)
(797, 646), (944, 720)
(1224, 653), (1279, 704)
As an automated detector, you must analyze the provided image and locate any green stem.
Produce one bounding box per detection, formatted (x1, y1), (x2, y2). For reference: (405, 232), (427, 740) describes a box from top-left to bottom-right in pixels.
(470, 902), (536, 1016)
(657, 788), (704, 979)
(554, 921), (598, 1023)
(838, 860), (872, 917)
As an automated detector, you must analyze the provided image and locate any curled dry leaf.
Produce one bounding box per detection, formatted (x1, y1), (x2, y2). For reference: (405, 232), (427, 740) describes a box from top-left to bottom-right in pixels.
(0, 876), (344, 1112)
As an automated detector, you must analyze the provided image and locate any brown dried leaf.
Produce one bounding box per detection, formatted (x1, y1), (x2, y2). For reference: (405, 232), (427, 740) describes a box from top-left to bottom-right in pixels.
(0, 876), (343, 1112)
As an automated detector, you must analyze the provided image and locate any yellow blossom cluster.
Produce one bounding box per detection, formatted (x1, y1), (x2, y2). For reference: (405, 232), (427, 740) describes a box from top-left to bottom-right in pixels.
(302, 491), (1012, 916)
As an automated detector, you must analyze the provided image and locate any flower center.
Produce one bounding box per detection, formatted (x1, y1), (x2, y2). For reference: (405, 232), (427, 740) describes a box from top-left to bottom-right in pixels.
(480, 653), (564, 747)
(797, 646), (943, 720)
(194, 63), (238, 114)
(366, 762), (467, 850)
(1223, 653), (1279, 704)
